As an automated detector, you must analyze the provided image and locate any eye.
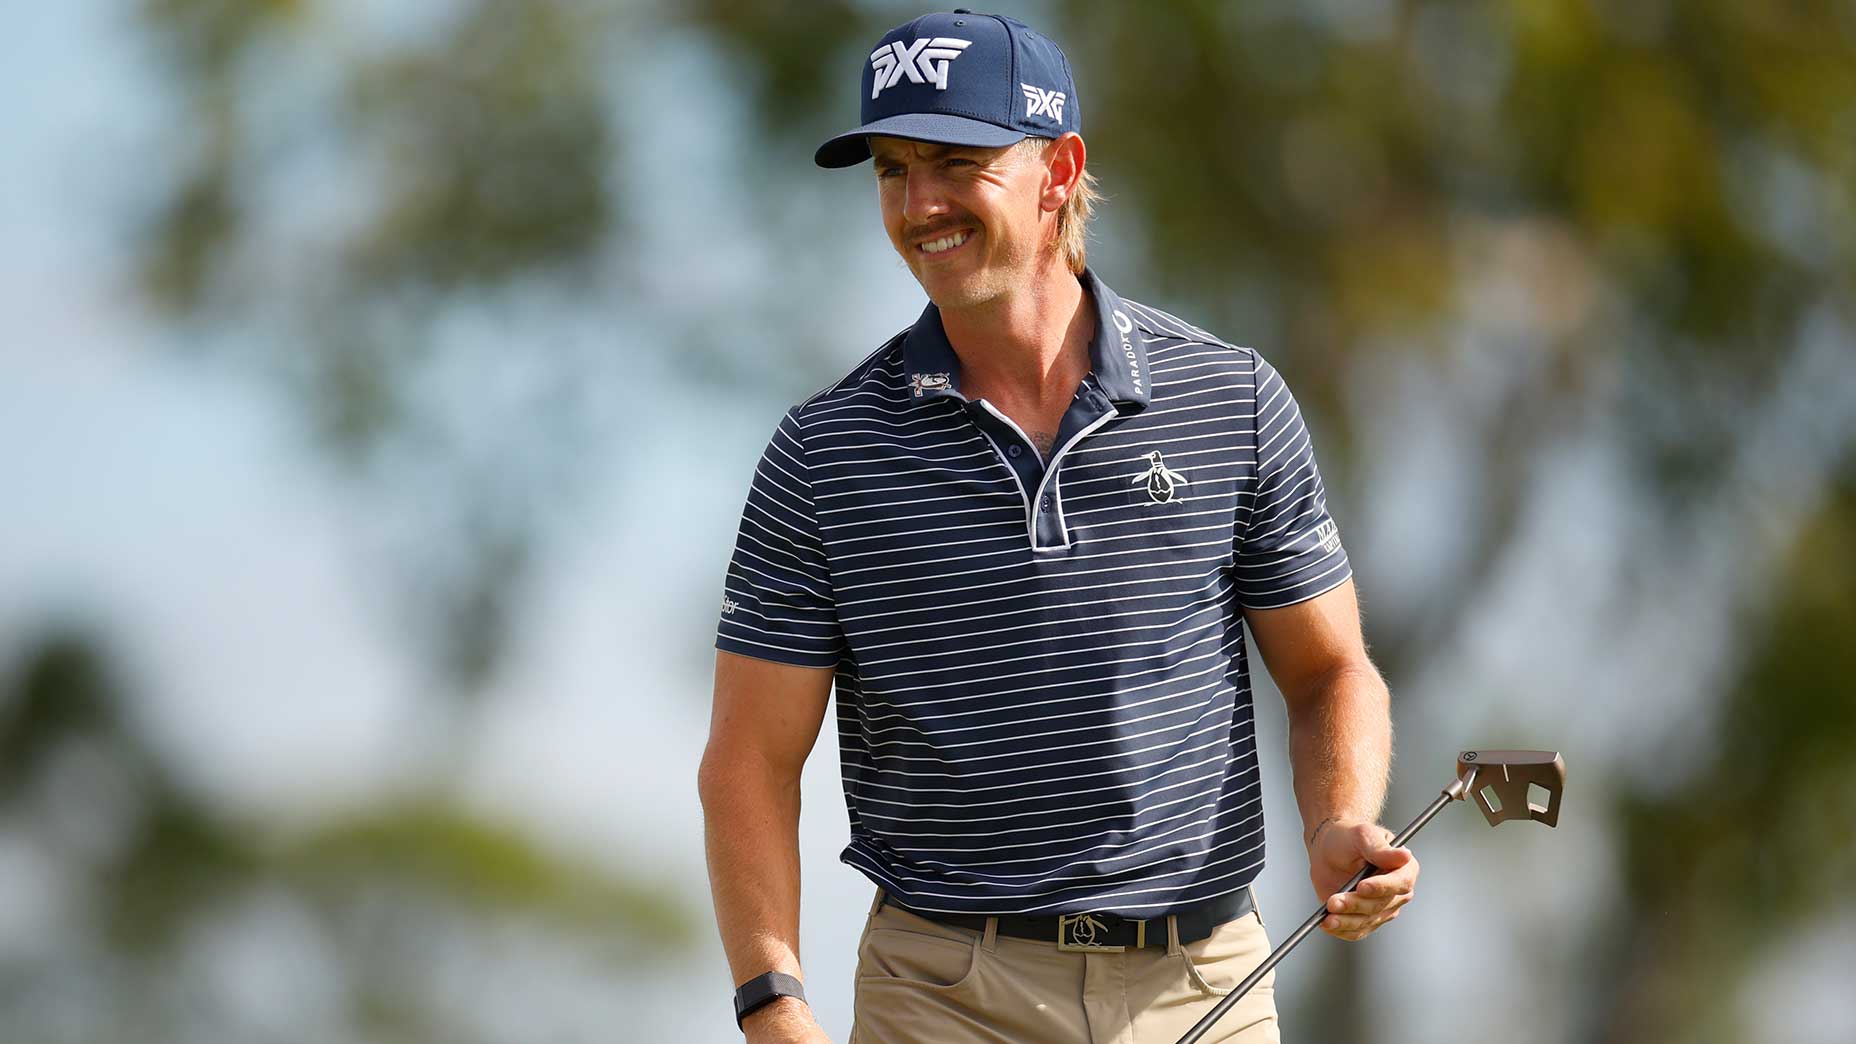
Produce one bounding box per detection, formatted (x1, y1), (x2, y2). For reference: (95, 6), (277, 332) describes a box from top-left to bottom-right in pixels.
(943, 157), (974, 168)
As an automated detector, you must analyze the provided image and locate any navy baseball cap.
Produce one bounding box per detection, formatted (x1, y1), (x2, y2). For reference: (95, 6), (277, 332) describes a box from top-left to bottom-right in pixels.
(814, 9), (1081, 168)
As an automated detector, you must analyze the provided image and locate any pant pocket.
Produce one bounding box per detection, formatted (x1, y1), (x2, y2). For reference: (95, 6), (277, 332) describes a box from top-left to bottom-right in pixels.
(1178, 915), (1274, 998)
(852, 913), (1001, 1044)
(854, 904), (986, 994)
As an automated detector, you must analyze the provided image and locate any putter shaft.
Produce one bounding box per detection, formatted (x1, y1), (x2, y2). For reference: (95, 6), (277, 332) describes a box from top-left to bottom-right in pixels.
(1173, 775), (1471, 1044)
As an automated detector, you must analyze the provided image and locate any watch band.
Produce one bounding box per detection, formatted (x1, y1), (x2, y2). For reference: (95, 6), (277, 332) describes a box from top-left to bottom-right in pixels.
(733, 971), (807, 1029)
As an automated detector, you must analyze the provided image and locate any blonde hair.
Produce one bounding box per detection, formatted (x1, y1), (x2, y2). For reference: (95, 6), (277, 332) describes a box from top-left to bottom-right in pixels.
(1014, 136), (1100, 274)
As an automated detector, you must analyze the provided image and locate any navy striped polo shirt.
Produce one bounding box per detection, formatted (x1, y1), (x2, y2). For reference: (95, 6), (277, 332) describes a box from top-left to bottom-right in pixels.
(715, 269), (1351, 916)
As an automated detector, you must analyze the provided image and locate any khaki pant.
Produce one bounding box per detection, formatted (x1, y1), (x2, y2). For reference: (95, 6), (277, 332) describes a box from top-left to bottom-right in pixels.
(849, 889), (1279, 1044)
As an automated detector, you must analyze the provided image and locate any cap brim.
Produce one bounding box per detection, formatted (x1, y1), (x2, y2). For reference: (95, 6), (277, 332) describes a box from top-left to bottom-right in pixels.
(814, 113), (1027, 168)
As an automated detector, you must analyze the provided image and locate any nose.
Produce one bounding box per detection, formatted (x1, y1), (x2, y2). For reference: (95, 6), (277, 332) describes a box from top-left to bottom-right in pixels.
(901, 166), (950, 227)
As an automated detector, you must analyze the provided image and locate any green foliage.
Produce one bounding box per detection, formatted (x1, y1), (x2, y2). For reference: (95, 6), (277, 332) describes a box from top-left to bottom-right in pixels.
(346, 0), (612, 288)
(0, 629), (692, 1036)
(110, 2), (1856, 1037)
(0, 630), (119, 793)
(132, 0), (627, 697)
(136, 0), (303, 312)
(1600, 468), (1856, 1042)
(285, 798), (691, 943)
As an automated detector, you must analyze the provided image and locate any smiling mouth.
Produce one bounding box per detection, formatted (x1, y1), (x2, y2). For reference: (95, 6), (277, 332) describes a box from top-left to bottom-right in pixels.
(919, 229), (972, 255)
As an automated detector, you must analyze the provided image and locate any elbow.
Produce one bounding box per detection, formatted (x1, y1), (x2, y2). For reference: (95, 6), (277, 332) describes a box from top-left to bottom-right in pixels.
(697, 740), (771, 808)
(1319, 656), (1383, 689)
(1286, 660), (1386, 719)
(697, 743), (732, 810)
(698, 738), (801, 816)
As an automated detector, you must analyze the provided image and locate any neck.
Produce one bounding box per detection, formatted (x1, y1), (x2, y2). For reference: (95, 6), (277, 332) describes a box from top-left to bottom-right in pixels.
(939, 259), (1093, 405)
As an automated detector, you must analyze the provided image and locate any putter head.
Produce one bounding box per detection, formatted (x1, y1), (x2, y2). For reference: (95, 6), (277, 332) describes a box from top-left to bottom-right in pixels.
(1456, 750), (1565, 828)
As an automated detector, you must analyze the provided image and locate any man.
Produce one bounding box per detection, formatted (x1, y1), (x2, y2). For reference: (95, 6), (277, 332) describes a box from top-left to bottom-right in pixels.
(700, 10), (1417, 1042)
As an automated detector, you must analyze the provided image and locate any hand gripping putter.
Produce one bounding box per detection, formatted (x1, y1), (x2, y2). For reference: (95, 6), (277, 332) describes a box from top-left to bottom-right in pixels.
(1176, 749), (1567, 1044)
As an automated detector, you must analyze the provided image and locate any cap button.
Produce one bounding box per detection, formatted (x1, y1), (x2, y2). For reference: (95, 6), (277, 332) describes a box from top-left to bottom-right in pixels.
(953, 8), (971, 13)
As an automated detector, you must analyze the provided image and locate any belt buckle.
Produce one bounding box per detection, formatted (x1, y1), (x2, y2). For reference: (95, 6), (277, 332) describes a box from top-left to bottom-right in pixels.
(1057, 913), (1138, 952)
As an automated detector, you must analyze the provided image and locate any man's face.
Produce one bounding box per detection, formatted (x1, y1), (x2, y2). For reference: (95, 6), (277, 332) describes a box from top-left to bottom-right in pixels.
(870, 136), (1053, 310)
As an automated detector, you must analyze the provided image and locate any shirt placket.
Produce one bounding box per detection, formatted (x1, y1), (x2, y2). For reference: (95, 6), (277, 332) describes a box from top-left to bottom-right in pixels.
(964, 375), (1119, 552)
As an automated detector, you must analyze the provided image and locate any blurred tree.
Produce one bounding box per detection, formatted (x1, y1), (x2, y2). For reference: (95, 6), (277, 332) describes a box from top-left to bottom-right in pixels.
(0, 627), (689, 1042)
(137, 0), (622, 696)
(1594, 464), (1856, 1043)
(114, 6), (687, 1033)
(121, 0), (1855, 1038)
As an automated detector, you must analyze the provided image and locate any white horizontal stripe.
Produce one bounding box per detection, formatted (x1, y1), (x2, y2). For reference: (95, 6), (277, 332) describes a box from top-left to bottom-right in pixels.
(715, 632), (839, 659)
(855, 766), (1226, 827)
(861, 635), (1239, 724)
(856, 593), (1228, 674)
(880, 785), (1260, 872)
(852, 589), (1234, 664)
(865, 651), (1232, 739)
(836, 538), (1230, 599)
(833, 521), (1230, 582)
(850, 748), (1230, 811)
(1241, 558), (1351, 600)
(839, 563), (1229, 639)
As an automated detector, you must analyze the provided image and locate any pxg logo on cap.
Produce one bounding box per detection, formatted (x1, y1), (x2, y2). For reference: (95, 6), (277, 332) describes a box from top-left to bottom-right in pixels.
(815, 9), (1081, 168)
(870, 37), (972, 98)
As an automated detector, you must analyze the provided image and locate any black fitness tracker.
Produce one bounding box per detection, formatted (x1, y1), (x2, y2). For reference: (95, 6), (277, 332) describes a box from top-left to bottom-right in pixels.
(733, 971), (807, 1029)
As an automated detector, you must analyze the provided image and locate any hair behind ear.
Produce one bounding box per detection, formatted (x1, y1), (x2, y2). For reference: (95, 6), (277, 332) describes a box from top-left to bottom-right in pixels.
(1015, 135), (1099, 275)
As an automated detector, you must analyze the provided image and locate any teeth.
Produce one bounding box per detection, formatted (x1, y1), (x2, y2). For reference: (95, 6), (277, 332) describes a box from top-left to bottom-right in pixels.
(921, 230), (970, 254)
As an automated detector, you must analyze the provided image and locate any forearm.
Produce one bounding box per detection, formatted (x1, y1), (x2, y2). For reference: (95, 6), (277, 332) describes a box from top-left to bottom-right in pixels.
(1285, 664), (1392, 843)
(698, 750), (812, 1028)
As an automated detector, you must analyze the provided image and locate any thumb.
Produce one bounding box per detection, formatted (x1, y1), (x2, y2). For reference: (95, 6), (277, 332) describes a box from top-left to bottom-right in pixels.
(1368, 840), (1413, 868)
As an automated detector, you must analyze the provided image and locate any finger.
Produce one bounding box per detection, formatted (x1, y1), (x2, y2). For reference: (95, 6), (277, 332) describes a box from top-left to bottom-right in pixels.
(1344, 912), (1403, 942)
(1324, 905), (1404, 940)
(1355, 873), (1412, 902)
(1321, 912), (1378, 934)
(1328, 891), (1395, 921)
(1359, 853), (1419, 897)
(1365, 844), (1416, 872)
(1326, 890), (1394, 917)
(1327, 922), (1374, 942)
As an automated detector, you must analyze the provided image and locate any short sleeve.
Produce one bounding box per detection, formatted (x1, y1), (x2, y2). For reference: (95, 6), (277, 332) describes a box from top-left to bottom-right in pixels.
(1234, 354), (1353, 610)
(715, 407), (846, 667)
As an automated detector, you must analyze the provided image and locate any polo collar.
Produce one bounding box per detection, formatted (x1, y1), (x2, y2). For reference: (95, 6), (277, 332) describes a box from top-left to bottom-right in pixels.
(901, 267), (1153, 412)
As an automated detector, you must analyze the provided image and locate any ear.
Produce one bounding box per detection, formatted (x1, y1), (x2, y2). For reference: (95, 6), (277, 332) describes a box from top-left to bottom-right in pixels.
(1040, 133), (1086, 215)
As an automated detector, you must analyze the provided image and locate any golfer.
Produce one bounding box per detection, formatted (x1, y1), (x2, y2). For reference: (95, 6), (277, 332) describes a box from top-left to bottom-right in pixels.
(702, 10), (1416, 1042)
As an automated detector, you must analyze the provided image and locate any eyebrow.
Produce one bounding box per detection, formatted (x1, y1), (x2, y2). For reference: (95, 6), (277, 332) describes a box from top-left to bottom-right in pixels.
(871, 142), (973, 165)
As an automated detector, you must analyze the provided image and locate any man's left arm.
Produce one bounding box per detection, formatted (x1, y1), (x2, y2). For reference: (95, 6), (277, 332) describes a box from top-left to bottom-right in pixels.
(1245, 578), (1416, 941)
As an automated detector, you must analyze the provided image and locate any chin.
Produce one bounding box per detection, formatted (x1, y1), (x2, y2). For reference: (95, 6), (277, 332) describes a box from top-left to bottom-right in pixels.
(920, 271), (1004, 312)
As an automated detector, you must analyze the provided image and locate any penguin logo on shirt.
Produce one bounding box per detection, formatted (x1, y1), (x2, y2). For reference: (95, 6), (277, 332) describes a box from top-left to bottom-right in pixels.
(1132, 450), (1189, 504)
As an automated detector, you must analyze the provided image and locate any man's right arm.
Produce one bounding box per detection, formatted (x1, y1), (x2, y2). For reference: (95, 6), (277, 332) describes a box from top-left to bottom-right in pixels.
(697, 649), (837, 1043)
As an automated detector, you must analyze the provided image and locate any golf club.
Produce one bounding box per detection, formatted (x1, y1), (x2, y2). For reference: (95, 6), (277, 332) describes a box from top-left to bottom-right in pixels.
(1174, 749), (1567, 1044)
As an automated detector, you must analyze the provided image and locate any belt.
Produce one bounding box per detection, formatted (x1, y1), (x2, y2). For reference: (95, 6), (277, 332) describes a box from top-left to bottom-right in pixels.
(880, 886), (1255, 952)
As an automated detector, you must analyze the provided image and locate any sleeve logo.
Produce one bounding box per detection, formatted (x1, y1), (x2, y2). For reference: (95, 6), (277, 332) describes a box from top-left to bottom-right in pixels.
(1315, 519), (1341, 554)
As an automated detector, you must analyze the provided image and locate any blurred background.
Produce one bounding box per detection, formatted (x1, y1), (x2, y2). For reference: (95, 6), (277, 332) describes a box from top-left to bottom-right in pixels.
(3, 0), (1853, 1041)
